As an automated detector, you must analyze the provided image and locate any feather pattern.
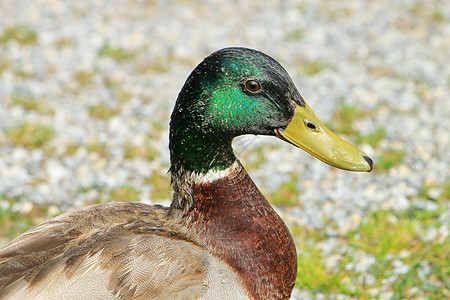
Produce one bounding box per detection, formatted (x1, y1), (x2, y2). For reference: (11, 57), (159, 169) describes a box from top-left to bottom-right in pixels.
(0, 203), (246, 299)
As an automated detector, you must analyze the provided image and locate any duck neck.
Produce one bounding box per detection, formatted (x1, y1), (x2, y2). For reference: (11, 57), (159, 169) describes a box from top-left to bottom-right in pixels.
(169, 161), (297, 300)
(169, 127), (236, 174)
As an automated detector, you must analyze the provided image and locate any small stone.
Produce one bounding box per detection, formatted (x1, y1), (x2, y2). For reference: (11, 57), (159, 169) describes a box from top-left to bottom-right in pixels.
(12, 201), (33, 214)
(407, 286), (419, 296)
(336, 294), (347, 300)
(398, 249), (410, 259)
(345, 262), (354, 271)
(427, 188), (441, 200)
(422, 227), (438, 242)
(418, 261), (431, 280)
(368, 287), (380, 296)
(379, 291), (394, 299)
(47, 205), (60, 216)
(46, 160), (69, 184)
(392, 259), (409, 274)
(0, 201), (10, 210)
(325, 254), (341, 271)
(358, 273), (376, 286)
(393, 195), (410, 212)
(355, 255), (376, 272)
(414, 199), (439, 212)
(438, 224), (449, 243)
(294, 289), (312, 299)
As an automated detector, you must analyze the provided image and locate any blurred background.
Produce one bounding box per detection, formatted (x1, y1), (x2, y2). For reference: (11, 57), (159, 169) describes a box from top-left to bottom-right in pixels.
(0, 0), (448, 298)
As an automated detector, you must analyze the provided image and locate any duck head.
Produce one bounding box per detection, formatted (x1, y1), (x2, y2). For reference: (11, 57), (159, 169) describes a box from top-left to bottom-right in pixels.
(170, 47), (373, 174)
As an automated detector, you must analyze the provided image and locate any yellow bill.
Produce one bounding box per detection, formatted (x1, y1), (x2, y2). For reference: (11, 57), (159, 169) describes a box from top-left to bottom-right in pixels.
(275, 102), (373, 172)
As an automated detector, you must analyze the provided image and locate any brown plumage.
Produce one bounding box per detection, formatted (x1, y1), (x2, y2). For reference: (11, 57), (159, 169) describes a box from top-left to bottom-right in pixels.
(0, 203), (208, 299)
(182, 161), (297, 299)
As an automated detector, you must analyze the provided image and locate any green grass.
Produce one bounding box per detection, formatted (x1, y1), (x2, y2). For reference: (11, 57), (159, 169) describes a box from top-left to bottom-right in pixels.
(11, 94), (40, 111)
(74, 70), (95, 87)
(0, 25), (37, 45)
(88, 103), (119, 119)
(415, 83), (431, 102)
(0, 205), (40, 240)
(431, 11), (445, 23)
(329, 103), (365, 136)
(110, 185), (140, 203)
(302, 61), (329, 76)
(356, 126), (386, 147)
(77, 175), (169, 205)
(0, 197), (59, 240)
(348, 209), (448, 298)
(98, 44), (136, 62)
(80, 180), (152, 206)
(86, 141), (108, 157)
(78, 184), (141, 205)
(124, 142), (159, 161)
(377, 148), (405, 170)
(409, 2), (446, 24)
(269, 176), (300, 207)
(64, 142), (80, 156)
(350, 211), (416, 257)
(0, 59), (11, 75)
(239, 144), (281, 171)
(133, 54), (175, 75)
(11, 94), (54, 114)
(292, 207), (449, 298)
(296, 244), (344, 291)
(144, 170), (171, 200)
(77, 185), (107, 205)
(292, 225), (351, 294)
(6, 123), (54, 149)
(55, 38), (74, 48)
(368, 65), (395, 77)
(285, 29), (304, 41)
(101, 75), (133, 102)
(14, 68), (32, 79)
(115, 88), (132, 102)
(418, 181), (450, 202)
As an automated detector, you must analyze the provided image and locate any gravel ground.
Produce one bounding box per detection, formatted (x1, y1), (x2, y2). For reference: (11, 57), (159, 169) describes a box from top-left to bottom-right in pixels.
(0, 0), (449, 298)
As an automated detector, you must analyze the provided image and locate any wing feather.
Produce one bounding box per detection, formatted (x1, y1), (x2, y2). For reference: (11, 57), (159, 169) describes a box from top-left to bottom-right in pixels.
(0, 203), (208, 300)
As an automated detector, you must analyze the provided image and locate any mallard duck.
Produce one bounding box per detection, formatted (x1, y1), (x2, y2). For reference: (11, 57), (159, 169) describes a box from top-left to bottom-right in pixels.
(0, 47), (372, 300)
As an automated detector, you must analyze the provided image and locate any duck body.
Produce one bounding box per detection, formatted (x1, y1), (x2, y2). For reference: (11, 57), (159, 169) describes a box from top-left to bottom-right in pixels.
(0, 47), (372, 299)
(0, 161), (295, 300)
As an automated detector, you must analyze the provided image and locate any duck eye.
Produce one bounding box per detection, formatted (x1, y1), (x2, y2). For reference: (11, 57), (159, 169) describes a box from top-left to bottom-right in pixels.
(244, 79), (261, 93)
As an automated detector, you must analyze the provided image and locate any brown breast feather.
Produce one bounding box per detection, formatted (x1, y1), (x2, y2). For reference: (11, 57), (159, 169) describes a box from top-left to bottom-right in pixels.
(186, 162), (297, 300)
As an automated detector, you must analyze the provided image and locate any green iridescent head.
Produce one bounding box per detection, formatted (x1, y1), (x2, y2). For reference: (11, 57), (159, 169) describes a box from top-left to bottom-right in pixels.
(170, 47), (373, 174)
(170, 47), (303, 173)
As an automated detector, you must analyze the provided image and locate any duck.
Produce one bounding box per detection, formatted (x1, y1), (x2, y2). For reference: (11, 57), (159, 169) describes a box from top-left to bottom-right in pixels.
(0, 47), (373, 300)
